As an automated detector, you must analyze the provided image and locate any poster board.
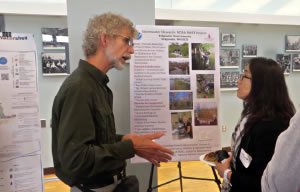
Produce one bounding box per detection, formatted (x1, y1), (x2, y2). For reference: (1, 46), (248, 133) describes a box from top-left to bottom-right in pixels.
(0, 32), (43, 191)
(130, 26), (221, 163)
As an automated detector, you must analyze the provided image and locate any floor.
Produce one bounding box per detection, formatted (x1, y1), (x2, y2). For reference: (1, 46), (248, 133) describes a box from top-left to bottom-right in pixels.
(44, 161), (221, 192)
(44, 175), (69, 192)
(156, 161), (221, 192)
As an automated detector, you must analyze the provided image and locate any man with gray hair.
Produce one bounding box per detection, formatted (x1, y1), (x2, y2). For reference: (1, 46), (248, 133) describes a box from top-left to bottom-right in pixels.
(51, 12), (173, 192)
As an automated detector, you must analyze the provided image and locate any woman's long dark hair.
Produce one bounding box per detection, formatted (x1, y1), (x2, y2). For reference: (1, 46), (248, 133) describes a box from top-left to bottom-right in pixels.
(242, 57), (295, 133)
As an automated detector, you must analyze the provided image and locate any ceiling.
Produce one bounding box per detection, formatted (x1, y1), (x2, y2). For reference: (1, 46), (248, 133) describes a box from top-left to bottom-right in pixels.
(1, 0), (300, 25)
(1, 0), (300, 16)
(155, 0), (300, 16)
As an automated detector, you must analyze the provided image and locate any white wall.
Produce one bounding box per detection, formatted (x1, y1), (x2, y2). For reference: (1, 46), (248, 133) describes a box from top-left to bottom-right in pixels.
(2, 0), (300, 17)
(0, 1), (66, 15)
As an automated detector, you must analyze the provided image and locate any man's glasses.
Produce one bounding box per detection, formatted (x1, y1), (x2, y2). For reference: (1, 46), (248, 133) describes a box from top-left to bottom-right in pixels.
(239, 74), (252, 80)
(113, 34), (134, 47)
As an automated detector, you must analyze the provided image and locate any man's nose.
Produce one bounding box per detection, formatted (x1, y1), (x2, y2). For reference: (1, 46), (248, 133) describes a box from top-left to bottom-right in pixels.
(128, 46), (134, 54)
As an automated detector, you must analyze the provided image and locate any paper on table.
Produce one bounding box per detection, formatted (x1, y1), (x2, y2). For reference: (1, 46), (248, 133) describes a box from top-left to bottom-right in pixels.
(199, 153), (216, 167)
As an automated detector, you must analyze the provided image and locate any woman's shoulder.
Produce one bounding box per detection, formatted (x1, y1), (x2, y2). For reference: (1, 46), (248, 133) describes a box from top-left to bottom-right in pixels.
(252, 118), (286, 134)
(258, 118), (285, 125)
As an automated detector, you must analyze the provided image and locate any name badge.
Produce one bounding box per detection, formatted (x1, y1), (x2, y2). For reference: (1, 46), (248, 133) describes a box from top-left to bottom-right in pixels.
(240, 148), (252, 168)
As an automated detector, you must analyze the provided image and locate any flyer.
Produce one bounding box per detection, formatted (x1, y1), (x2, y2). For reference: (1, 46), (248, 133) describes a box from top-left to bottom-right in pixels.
(130, 26), (221, 162)
(0, 32), (43, 192)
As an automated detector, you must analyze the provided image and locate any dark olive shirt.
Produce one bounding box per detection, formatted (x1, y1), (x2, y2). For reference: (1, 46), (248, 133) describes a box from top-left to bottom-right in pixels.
(51, 59), (135, 186)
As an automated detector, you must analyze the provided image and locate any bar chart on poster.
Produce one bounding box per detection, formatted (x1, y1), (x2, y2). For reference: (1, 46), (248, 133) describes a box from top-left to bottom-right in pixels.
(130, 25), (221, 163)
(0, 32), (43, 192)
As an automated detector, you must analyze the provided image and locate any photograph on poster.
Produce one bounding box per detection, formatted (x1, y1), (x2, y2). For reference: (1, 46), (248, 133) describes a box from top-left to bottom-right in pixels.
(220, 49), (240, 68)
(242, 44), (257, 57)
(0, 101), (16, 119)
(169, 59), (190, 75)
(169, 92), (193, 110)
(168, 42), (189, 58)
(42, 52), (69, 75)
(241, 58), (251, 72)
(194, 102), (217, 126)
(171, 111), (193, 140)
(196, 74), (214, 98)
(220, 71), (239, 89)
(292, 53), (300, 71)
(41, 28), (68, 50)
(170, 77), (191, 90)
(276, 54), (291, 74)
(285, 35), (300, 52)
(221, 33), (236, 47)
(1, 73), (9, 81)
(191, 43), (215, 70)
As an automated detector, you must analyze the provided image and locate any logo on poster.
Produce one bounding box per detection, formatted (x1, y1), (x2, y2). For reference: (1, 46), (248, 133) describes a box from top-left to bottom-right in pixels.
(205, 34), (214, 41)
(0, 57), (8, 65)
(136, 31), (142, 40)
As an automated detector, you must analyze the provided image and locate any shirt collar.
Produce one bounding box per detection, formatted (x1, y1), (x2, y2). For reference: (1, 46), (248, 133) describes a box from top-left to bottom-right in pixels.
(78, 59), (109, 84)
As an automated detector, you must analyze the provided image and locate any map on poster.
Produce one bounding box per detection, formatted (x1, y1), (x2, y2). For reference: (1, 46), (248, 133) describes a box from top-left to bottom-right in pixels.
(130, 26), (221, 162)
(0, 32), (43, 192)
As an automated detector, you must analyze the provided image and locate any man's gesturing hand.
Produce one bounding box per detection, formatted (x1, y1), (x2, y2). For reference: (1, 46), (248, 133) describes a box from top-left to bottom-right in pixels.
(122, 132), (174, 166)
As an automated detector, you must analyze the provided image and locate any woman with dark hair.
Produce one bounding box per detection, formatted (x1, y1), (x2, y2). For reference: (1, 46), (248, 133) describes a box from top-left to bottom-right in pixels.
(216, 57), (295, 192)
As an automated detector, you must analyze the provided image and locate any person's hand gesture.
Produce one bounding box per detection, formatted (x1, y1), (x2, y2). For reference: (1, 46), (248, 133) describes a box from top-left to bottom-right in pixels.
(122, 132), (174, 166)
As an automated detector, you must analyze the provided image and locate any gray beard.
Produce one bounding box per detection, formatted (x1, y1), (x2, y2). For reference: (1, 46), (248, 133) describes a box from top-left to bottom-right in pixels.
(105, 48), (124, 70)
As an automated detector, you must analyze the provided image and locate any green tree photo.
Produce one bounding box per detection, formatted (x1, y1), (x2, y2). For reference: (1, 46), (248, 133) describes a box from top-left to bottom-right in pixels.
(169, 42), (189, 58)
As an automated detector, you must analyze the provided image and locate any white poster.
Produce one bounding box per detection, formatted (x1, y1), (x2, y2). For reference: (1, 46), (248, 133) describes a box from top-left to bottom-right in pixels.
(130, 26), (221, 162)
(0, 32), (43, 192)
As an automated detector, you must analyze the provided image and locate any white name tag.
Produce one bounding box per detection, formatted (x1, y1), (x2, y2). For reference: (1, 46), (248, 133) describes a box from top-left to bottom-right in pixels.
(240, 148), (252, 168)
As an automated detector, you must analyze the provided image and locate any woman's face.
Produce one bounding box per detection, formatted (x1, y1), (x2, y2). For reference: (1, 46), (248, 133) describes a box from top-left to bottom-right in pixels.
(237, 64), (252, 100)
